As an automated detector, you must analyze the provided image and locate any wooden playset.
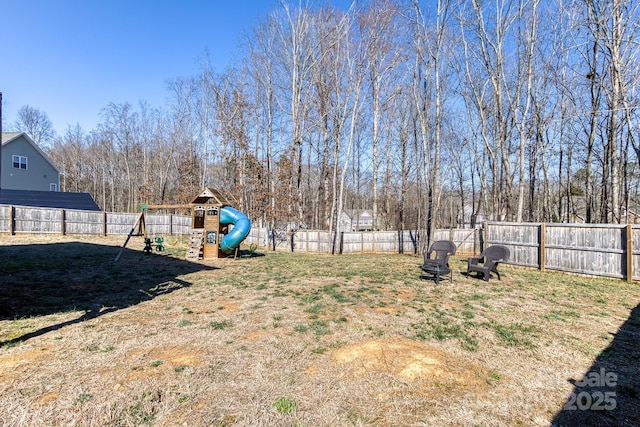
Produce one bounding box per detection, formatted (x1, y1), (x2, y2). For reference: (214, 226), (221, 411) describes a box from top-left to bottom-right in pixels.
(114, 187), (250, 262)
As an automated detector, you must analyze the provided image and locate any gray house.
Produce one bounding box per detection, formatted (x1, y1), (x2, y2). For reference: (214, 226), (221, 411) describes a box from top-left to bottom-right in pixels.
(1, 132), (60, 192)
(1, 132), (100, 211)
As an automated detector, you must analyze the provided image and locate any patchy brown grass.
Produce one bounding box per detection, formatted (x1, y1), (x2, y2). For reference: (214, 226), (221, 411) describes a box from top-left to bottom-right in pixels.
(0, 234), (639, 426)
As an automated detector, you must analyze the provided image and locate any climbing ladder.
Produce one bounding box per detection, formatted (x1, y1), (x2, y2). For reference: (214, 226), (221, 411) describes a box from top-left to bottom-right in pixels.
(185, 229), (204, 261)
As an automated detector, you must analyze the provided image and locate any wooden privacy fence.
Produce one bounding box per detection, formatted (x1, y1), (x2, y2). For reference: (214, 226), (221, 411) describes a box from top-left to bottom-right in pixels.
(243, 227), (479, 256)
(3, 204), (640, 281)
(0, 205), (191, 236)
(484, 221), (640, 281)
(247, 223), (640, 281)
(244, 228), (414, 254)
(0, 205), (477, 256)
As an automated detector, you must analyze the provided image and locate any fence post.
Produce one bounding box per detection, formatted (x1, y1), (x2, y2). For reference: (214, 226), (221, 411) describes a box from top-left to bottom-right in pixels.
(103, 211), (108, 236)
(626, 224), (633, 281)
(10, 205), (15, 235)
(61, 209), (66, 235)
(539, 223), (546, 271)
(473, 227), (478, 256)
(373, 229), (376, 253)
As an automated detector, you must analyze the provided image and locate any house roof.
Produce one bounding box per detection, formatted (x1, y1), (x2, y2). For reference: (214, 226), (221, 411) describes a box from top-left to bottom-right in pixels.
(0, 189), (101, 211)
(342, 209), (373, 219)
(1, 132), (60, 173)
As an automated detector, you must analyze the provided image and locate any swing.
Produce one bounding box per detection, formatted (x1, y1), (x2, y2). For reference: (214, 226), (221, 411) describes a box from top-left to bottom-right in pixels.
(155, 236), (165, 251)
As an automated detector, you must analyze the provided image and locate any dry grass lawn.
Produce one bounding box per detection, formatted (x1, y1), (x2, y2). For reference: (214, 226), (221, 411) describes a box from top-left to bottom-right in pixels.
(1, 234), (639, 426)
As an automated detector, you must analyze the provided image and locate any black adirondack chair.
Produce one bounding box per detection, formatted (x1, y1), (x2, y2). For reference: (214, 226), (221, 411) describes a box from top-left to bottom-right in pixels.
(421, 240), (456, 283)
(466, 245), (510, 281)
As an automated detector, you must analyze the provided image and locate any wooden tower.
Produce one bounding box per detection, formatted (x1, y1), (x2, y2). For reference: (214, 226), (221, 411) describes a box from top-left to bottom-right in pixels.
(186, 187), (236, 260)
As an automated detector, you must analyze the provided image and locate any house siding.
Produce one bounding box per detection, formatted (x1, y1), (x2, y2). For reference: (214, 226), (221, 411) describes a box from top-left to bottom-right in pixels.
(1, 134), (60, 191)
(340, 209), (378, 232)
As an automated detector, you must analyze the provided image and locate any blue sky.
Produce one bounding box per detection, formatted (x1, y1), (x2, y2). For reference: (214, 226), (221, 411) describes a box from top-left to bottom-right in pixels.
(1, 0), (353, 136)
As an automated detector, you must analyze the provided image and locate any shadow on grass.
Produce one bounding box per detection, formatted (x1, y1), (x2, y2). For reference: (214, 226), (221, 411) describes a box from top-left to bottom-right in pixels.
(552, 304), (640, 426)
(236, 249), (266, 258)
(0, 241), (216, 346)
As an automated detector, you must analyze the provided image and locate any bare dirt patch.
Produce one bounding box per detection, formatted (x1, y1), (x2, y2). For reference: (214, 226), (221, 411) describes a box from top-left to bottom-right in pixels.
(332, 337), (488, 385)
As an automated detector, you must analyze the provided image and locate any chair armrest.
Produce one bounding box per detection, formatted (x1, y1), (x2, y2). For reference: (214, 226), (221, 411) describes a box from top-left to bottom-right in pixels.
(424, 260), (446, 269)
(485, 258), (506, 270)
(467, 256), (482, 266)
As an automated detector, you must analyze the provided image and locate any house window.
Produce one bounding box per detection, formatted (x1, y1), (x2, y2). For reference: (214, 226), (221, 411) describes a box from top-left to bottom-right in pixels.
(12, 155), (28, 170)
(50, 183), (58, 192)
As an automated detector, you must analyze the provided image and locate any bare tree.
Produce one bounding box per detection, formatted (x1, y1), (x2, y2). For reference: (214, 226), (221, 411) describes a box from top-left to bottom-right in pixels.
(48, 124), (86, 193)
(594, 0), (640, 222)
(563, 0), (640, 222)
(358, 0), (404, 231)
(509, 0), (540, 222)
(273, 1), (318, 228)
(13, 105), (55, 146)
(165, 77), (205, 204)
(36, 0), (640, 230)
(244, 14), (281, 230)
(412, 0), (455, 243)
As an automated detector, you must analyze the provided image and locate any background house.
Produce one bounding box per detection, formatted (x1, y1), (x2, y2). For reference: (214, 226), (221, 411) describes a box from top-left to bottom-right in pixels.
(458, 205), (485, 229)
(1, 132), (60, 192)
(339, 209), (376, 232)
(1, 132), (100, 211)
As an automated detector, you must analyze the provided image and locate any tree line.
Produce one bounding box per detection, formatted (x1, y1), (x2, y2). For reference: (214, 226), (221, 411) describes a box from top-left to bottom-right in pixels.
(6, 0), (640, 244)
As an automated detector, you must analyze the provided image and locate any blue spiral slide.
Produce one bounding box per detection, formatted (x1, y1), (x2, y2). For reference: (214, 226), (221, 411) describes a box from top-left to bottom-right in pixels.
(219, 206), (252, 254)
